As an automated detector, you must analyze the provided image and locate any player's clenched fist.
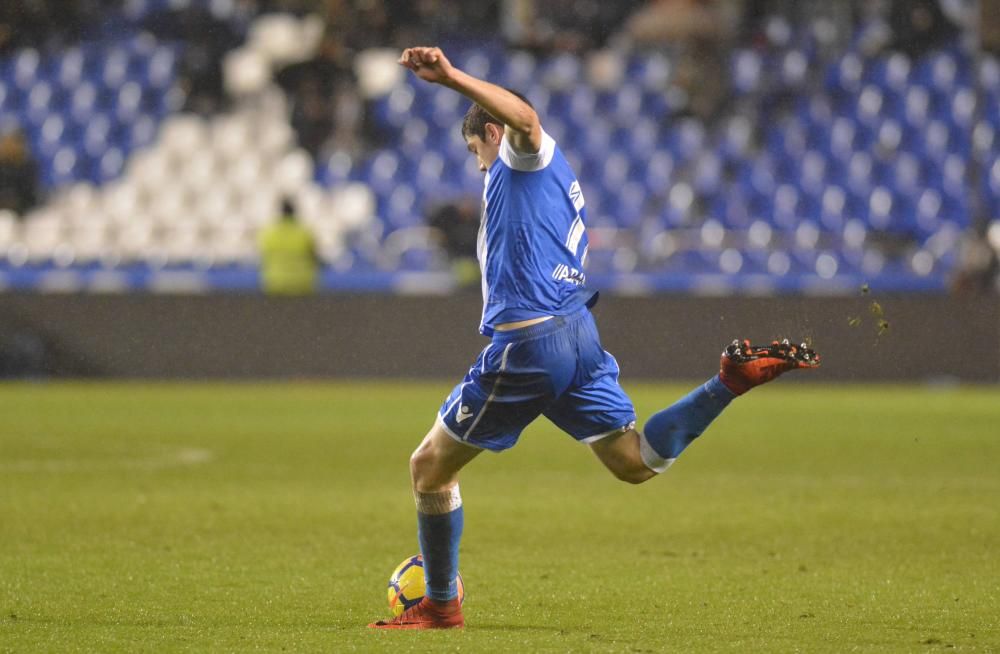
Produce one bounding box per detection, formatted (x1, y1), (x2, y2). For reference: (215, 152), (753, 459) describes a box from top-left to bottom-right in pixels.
(398, 46), (455, 85)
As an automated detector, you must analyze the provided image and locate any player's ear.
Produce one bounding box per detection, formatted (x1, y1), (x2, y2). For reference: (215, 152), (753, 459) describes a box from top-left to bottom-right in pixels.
(486, 123), (503, 145)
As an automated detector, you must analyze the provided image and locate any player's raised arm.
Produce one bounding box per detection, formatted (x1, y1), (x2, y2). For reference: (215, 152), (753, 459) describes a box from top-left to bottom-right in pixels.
(398, 46), (542, 154)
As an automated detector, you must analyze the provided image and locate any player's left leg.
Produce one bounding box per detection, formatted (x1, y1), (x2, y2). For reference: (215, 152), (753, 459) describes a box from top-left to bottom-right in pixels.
(370, 423), (479, 629)
(410, 422), (480, 607)
(588, 429), (657, 484)
(410, 420), (482, 493)
(372, 323), (561, 629)
(590, 339), (820, 480)
(586, 375), (736, 480)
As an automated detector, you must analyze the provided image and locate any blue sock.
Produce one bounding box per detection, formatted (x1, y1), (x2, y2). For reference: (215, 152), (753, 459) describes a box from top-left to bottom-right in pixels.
(639, 375), (736, 471)
(415, 488), (463, 602)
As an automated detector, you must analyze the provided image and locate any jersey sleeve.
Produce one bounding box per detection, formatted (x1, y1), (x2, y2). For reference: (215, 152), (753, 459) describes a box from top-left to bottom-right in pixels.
(498, 129), (556, 172)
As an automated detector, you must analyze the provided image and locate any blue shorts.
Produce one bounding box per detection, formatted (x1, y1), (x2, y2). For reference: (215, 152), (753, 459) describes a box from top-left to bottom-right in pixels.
(437, 308), (636, 452)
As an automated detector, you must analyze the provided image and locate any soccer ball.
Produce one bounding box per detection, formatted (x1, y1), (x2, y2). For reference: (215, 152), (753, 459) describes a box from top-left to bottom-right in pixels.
(386, 554), (465, 617)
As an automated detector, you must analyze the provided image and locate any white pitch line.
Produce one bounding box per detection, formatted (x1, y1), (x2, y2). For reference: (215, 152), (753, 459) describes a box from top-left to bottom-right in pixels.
(0, 447), (214, 473)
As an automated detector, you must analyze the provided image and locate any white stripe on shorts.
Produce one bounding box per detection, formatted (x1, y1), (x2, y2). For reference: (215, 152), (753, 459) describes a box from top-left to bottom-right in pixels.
(435, 415), (487, 450)
(578, 420), (637, 444)
(464, 342), (513, 440)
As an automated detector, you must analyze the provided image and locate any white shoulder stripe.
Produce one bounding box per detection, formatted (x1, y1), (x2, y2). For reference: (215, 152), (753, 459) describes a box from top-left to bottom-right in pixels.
(498, 129), (556, 172)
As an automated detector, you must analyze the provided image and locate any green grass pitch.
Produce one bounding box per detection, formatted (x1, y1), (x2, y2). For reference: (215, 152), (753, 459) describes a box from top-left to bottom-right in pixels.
(2, 381), (998, 653)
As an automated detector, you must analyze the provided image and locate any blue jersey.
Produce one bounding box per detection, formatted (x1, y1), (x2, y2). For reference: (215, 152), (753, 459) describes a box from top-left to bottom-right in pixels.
(477, 130), (597, 335)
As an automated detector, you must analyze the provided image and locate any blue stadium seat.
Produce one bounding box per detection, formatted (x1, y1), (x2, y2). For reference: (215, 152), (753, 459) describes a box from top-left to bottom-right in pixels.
(718, 116), (753, 162)
(711, 190), (751, 230)
(642, 151), (674, 194)
(414, 151), (446, 193)
(13, 49), (41, 91)
(319, 151), (356, 187)
(144, 46), (177, 90)
(827, 52), (864, 95)
(126, 115), (157, 150)
(948, 87), (976, 130)
(456, 51), (492, 80)
(627, 53), (672, 92)
(874, 118), (903, 155)
(731, 49), (763, 95)
(692, 152), (723, 197)
(37, 115), (67, 157)
(364, 150), (406, 195)
(101, 48), (132, 89)
(579, 120), (612, 161)
(375, 84), (416, 130)
(916, 51), (965, 97)
(890, 152), (922, 196)
(500, 51), (537, 90)
(56, 49), (87, 90)
(69, 82), (100, 125)
(606, 84), (643, 127)
(611, 181), (646, 229)
(600, 151), (630, 194)
(565, 87), (595, 129)
(771, 183), (801, 231)
(45, 145), (79, 187)
(24, 80), (56, 126)
(384, 184), (421, 231)
(97, 147), (125, 183)
(114, 81), (144, 122)
(657, 249), (717, 274)
(865, 52), (911, 96)
(82, 113), (112, 158)
(665, 119), (706, 163)
(539, 53), (582, 92)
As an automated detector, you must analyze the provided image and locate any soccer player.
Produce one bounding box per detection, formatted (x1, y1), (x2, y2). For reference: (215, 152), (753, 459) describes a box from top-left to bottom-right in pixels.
(370, 47), (819, 630)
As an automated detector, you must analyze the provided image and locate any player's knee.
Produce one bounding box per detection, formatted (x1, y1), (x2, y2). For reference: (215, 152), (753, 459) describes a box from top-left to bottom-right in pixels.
(409, 445), (446, 491)
(409, 447), (429, 486)
(611, 464), (656, 485)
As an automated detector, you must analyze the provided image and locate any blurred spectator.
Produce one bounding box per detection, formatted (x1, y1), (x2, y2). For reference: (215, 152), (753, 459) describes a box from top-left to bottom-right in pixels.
(888, 0), (962, 57)
(0, 130), (39, 215)
(619, 0), (740, 121)
(317, 0), (496, 52)
(277, 34), (363, 157)
(287, 77), (338, 157)
(503, 0), (640, 53)
(0, 6), (14, 55)
(427, 198), (481, 287)
(984, 0), (1000, 52)
(0, 0), (96, 54)
(257, 0), (318, 15)
(951, 231), (999, 294)
(258, 198), (321, 295)
(273, 1), (501, 157)
(141, 4), (242, 115)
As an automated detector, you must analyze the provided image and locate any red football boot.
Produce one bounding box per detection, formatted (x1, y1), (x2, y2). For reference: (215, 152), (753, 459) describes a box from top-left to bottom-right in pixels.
(368, 597), (465, 630)
(719, 338), (820, 396)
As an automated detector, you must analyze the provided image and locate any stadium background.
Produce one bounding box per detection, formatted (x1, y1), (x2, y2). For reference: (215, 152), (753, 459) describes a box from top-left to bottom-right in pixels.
(0, 0), (998, 378)
(3, 4), (1000, 652)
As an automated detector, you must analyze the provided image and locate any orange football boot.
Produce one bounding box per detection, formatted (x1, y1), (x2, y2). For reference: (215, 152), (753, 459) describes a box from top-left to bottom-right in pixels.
(368, 597), (464, 630)
(719, 338), (820, 395)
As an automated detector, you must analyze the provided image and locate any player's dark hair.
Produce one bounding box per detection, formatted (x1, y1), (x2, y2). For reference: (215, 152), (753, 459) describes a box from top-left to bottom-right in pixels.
(461, 88), (533, 140)
(280, 197), (296, 218)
